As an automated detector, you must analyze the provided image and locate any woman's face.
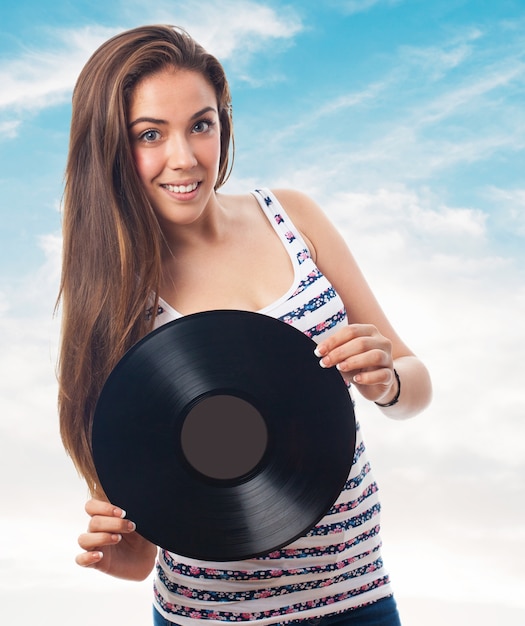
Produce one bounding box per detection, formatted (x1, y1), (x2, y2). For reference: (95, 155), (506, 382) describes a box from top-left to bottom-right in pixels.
(128, 67), (221, 232)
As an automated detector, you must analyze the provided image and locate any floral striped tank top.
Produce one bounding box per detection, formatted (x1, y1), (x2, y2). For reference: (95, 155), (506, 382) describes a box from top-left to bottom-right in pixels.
(151, 188), (392, 624)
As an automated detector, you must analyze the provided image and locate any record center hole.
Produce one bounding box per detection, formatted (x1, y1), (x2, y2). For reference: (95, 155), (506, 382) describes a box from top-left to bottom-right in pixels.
(181, 395), (268, 480)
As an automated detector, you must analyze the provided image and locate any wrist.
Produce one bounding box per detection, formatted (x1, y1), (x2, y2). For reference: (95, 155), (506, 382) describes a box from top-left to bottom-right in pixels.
(375, 368), (401, 407)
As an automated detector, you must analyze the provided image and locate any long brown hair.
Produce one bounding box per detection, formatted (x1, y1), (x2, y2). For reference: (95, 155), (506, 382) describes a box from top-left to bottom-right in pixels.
(57, 25), (234, 491)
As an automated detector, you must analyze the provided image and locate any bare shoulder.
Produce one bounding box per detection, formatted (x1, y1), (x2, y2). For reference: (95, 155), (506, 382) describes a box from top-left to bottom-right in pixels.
(271, 188), (340, 262)
(271, 188), (322, 216)
(270, 188), (368, 305)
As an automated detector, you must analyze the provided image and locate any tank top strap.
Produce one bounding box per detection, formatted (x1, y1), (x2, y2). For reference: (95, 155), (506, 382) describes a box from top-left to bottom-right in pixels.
(251, 188), (312, 270)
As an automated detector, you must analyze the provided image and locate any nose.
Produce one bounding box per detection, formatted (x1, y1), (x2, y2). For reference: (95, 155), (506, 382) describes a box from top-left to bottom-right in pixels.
(166, 134), (198, 170)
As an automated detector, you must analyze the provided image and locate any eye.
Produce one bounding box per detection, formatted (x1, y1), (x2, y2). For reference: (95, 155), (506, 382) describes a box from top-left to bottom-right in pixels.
(139, 129), (161, 143)
(192, 119), (214, 134)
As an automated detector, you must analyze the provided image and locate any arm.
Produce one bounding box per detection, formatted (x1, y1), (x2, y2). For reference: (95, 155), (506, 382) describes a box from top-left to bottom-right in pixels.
(274, 189), (432, 419)
(76, 496), (157, 581)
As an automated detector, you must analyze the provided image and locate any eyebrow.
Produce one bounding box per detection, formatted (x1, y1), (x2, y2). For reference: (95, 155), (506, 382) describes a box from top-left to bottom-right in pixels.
(128, 106), (218, 129)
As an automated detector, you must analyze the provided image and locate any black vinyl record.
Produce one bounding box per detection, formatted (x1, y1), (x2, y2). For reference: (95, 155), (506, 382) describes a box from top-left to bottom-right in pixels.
(92, 310), (356, 561)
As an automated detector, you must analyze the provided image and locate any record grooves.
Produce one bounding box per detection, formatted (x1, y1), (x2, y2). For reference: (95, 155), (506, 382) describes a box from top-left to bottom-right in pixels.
(92, 310), (356, 561)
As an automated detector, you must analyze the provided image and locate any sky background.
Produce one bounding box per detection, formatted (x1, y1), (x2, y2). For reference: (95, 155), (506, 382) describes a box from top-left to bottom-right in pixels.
(1, 0), (524, 624)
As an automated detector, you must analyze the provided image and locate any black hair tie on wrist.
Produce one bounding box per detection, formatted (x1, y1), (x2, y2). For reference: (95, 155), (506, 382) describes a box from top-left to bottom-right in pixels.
(375, 368), (401, 407)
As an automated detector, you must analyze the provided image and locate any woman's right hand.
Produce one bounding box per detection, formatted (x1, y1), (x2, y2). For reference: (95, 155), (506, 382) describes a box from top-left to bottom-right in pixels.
(76, 498), (157, 581)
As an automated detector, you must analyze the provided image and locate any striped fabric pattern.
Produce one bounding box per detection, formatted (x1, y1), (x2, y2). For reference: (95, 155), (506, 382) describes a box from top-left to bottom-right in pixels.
(152, 188), (392, 624)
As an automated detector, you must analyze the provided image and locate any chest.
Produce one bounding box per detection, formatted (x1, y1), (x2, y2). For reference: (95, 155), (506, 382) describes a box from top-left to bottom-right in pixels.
(160, 217), (296, 315)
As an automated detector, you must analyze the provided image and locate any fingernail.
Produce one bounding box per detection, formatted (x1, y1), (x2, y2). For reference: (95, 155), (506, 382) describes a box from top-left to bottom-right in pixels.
(111, 534), (122, 542)
(314, 347), (322, 357)
(114, 508), (126, 519)
(127, 521), (136, 532)
(319, 359), (327, 369)
(93, 551), (103, 561)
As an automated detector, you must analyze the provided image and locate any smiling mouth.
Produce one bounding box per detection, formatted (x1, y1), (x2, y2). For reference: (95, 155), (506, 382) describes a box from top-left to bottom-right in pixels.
(162, 182), (199, 194)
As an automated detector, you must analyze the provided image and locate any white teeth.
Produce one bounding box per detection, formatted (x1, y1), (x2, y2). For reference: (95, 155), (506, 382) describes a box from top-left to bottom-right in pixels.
(164, 182), (199, 194)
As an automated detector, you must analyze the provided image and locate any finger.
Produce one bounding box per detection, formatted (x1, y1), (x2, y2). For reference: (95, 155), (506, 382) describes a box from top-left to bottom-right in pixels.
(322, 336), (384, 369)
(84, 498), (136, 535)
(352, 366), (395, 387)
(315, 325), (386, 369)
(88, 515), (137, 535)
(315, 324), (374, 357)
(75, 549), (104, 568)
(85, 498), (126, 519)
(78, 530), (123, 552)
(334, 347), (391, 374)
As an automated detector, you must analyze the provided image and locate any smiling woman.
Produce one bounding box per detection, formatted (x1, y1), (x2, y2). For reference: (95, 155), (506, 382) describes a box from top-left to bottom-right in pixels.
(56, 23), (431, 626)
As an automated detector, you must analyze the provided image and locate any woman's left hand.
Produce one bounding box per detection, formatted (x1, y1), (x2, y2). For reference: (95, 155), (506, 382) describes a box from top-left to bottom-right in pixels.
(314, 323), (398, 404)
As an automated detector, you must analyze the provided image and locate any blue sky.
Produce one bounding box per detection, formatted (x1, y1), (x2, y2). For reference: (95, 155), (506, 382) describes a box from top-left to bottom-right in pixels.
(1, 1), (524, 625)
(2, 0), (524, 276)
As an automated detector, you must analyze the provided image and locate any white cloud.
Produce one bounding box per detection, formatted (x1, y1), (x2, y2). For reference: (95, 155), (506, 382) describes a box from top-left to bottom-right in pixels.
(257, 25), (525, 186)
(329, 0), (403, 16)
(271, 79), (391, 143)
(165, 0), (303, 59)
(415, 61), (525, 127)
(0, 120), (21, 140)
(100, 0), (305, 67)
(488, 186), (525, 235)
(328, 187), (488, 239)
(0, 1), (303, 124)
(314, 124), (524, 187)
(0, 234), (61, 446)
(398, 27), (483, 81)
(0, 25), (119, 112)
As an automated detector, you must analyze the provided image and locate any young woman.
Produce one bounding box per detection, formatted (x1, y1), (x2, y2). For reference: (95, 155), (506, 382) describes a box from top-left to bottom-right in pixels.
(57, 24), (431, 626)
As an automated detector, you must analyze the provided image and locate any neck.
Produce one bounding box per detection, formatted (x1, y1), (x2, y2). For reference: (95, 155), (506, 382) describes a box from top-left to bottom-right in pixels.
(158, 191), (228, 255)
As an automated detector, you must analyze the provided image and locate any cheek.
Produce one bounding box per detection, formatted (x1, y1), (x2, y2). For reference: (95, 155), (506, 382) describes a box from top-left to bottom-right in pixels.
(132, 148), (157, 184)
(204, 137), (222, 172)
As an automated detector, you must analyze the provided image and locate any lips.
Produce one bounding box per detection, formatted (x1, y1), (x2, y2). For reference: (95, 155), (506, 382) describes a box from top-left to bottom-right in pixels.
(162, 182), (199, 194)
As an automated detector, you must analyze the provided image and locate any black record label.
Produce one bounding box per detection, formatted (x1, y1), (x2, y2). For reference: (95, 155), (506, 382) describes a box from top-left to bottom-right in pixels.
(92, 310), (356, 561)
